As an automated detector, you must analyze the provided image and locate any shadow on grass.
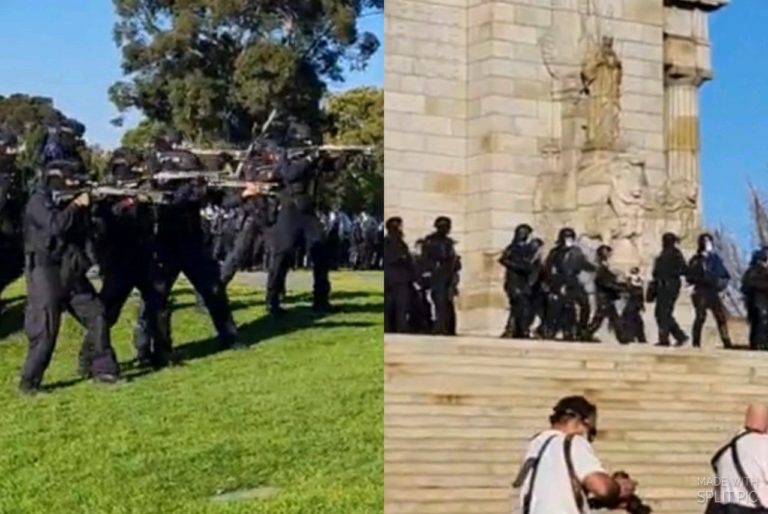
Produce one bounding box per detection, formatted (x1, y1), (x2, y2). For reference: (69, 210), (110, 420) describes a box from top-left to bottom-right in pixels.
(284, 290), (383, 304)
(43, 368), (156, 393)
(0, 297), (26, 340)
(175, 295), (383, 363)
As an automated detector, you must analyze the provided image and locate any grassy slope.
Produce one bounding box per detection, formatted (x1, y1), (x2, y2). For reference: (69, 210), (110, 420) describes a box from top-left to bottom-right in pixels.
(0, 272), (383, 514)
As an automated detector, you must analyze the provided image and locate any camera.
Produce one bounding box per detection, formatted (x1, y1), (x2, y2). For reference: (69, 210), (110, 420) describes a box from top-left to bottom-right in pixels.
(624, 494), (653, 514)
(587, 472), (652, 514)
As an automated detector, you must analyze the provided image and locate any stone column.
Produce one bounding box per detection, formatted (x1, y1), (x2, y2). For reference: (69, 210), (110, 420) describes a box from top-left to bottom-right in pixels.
(664, 71), (705, 241)
(663, 0), (727, 246)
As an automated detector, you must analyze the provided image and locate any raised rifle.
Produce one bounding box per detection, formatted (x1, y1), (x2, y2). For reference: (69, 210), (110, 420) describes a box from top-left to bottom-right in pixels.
(205, 177), (280, 197)
(51, 184), (169, 205)
(285, 144), (374, 160)
(151, 171), (226, 183)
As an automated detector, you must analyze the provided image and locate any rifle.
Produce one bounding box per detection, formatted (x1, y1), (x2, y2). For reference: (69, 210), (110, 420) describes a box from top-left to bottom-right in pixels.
(285, 144), (375, 160)
(152, 171), (225, 183)
(51, 184), (169, 205)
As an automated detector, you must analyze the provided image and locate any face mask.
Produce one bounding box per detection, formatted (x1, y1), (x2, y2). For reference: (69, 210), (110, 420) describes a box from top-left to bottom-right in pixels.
(704, 241), (714, 253)
(564, 238), (574, 248)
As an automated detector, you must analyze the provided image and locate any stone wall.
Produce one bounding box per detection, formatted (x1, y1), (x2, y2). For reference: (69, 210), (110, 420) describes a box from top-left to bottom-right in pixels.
(385, 0), (727, 335)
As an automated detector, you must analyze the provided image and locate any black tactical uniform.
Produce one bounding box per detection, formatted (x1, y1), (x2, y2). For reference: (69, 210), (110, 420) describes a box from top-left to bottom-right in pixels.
(86, 155), (168, 369)
(649, 232), (688, 346)
(20, 166), (120, 393)
(621, 268), (647, 343)
(219, 155), (279, 285)
(742, 250), (768, 351)
(543, 228), (595, 341)
(687, 233), (732, 348)
(499, 224), (536, 339)
(384, 217), (414, 333)
(587, 245), (626, 342)
(133, 147), (240, 361)
(526, 238), (547, 337)
(0, 138), (24, 303)
(409, 239), (433, 334)
(422, 217), (461, 336)
(266, 148), (335, 315)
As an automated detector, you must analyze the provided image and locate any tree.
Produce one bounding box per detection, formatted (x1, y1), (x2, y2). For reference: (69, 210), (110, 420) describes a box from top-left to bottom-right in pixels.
(121, 119), (172, 149)
(321, 87), (383, 215)
(110, 0), (381, 146)
(0, 94), (87, 185)
(0, 94), (81, 137)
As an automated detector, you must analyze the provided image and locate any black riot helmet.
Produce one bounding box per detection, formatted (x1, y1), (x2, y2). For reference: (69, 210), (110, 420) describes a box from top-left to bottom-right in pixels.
(662, 232), (679, 250)
(757, 248), (768, 265)
(385, 216), (403, 235)
(108, 148), (142, 182)
(557, 227), (577, 246)
(698, 232), (714, 253)
(751, 250), (768, 266)
(0, 129), (18, 151)
(434, 216), (452, 235)
(596, 245), (613, 262)
(286, 120), (312, 145)
(513, 223), (533, 244)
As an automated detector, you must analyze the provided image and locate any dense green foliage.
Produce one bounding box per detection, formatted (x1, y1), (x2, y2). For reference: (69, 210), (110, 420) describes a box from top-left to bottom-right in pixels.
(111, 0), (382, 146)
(322, 87), (383, 215)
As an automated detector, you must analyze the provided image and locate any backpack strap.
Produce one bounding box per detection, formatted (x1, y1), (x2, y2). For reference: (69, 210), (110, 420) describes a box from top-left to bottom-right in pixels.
(731, 434), (765, 509)
(517, 434), (558, 514)
(710, 429), (762, 508)
(564, 434), (587, 513)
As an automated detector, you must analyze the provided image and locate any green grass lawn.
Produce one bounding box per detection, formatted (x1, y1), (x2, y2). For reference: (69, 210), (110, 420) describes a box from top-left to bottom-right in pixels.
(0, 272), (383, 514)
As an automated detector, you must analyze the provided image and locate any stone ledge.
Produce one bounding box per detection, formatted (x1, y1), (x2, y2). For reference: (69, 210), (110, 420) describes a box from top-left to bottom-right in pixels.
(664, 0), (729, 12)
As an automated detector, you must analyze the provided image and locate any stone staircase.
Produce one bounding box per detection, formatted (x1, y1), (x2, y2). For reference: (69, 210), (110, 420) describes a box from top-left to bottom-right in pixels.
(384, 334), (768, 514)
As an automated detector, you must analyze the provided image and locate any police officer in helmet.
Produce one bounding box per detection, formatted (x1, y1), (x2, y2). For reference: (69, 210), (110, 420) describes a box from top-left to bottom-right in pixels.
(20, 162), (120, 394)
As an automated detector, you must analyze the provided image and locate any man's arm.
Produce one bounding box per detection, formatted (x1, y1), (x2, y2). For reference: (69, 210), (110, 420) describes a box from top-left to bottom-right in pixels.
(275, 152), (312, 183)
(26, 192), (78, 237)
(572, 436), (622, 504)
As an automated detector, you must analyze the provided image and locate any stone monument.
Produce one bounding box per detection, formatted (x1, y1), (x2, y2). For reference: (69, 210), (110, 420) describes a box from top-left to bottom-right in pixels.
(385, 0), (728, 335)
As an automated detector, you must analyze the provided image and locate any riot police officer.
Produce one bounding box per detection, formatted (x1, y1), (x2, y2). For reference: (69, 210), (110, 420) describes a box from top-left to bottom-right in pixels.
(649, 232), (688, 347)
(687, 232), (732, 348)
(499, 223), (536, 339)
(742, 249), (768, 351)
(421, 217), (461, 336)
(543, 228), (595, 341)
(20, 163), (120, 394)
(587, 245), (626, 342)
(384, 216), (414, 333)
(527, 237), (547, 337)
(266, 130), (337, 317)
(219, 145), (279, 286)
(85, 154), (169, 370)
(133, 139), (241, 364)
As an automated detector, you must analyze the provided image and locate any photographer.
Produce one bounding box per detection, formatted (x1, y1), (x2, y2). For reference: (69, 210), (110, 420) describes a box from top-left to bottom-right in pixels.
(514, 396), (640, 514)
(708, 404), (768, 513)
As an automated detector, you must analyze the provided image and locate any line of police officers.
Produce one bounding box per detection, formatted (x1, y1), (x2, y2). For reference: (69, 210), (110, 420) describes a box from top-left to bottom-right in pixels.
(384, 216), (768, 350)
(0, 125), (338, 395)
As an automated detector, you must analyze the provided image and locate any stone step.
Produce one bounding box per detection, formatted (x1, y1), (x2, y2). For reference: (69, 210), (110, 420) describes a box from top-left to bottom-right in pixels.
(384, 334), (758, 514)
(384, 393), (755, 412)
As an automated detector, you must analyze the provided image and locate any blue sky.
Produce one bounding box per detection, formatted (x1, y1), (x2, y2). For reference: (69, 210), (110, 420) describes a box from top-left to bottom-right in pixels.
(701, 0), (768, 248)
(0, 2), (762, 246)
(0, 2), (383, 148)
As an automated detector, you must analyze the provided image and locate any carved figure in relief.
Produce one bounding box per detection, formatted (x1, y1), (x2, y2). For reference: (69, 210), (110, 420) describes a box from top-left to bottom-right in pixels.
(581, 36), (622, 151)
(581, 157), (648, 265)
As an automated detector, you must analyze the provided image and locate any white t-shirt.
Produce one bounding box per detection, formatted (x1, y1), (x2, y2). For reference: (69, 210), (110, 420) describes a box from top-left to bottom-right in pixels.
(714, 431), (768, 507)
(518, 429), (606, 514)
